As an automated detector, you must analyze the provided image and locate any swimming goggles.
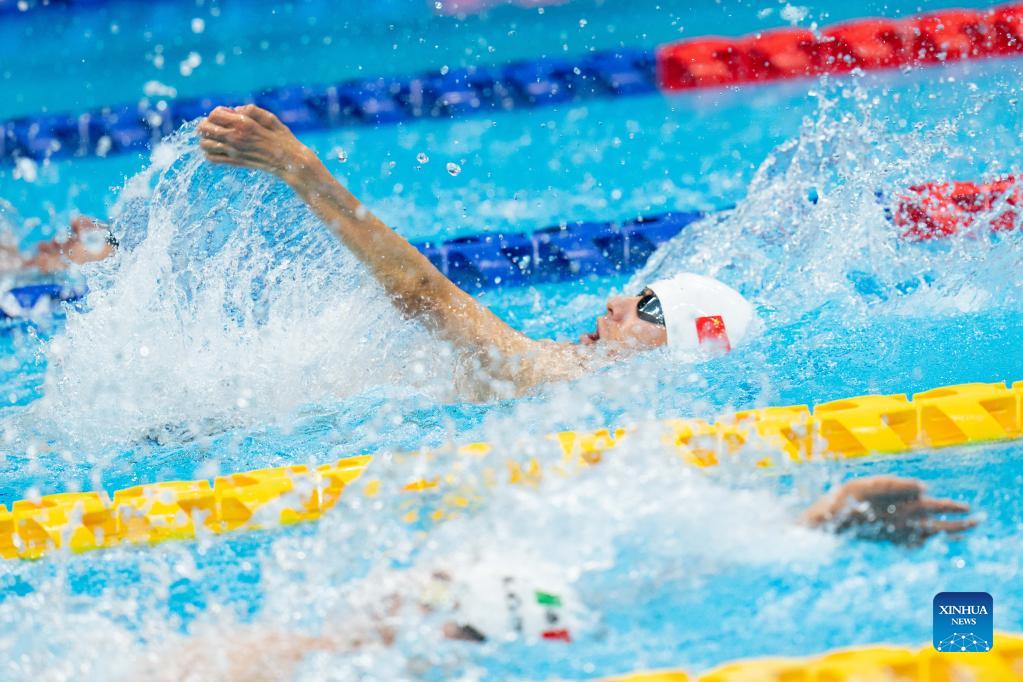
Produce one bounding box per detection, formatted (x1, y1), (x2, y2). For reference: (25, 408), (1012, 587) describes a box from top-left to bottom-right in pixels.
(636, 288), (665, 326)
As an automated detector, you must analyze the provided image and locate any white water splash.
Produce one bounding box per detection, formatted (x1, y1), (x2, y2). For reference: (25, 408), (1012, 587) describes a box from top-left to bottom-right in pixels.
(32, 130), (454, 447)
(634, 92), (1023, 327)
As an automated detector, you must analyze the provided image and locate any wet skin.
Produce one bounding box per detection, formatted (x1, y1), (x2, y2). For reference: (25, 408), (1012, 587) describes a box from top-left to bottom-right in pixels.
(581, 292), (668, 349)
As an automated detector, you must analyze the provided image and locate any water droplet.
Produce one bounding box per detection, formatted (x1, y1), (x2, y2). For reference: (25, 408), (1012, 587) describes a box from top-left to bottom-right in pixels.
(95, 136), (112, 158)
(579, 18), (588, 27)
(13, 158), (37, 183)
(191, 17), (205, 33)
(416, 152), (429, 164)
(334, 148), (348, 163)
(446, 162), (461, 176)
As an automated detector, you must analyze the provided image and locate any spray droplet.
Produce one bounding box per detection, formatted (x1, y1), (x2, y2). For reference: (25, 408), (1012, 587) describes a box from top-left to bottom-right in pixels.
(334, 148), (348, 163)
(95, 135), (112, 158)
(446, 162), (461, 176)
(416, 152), (429, 164)
(13, 158), (38, 183)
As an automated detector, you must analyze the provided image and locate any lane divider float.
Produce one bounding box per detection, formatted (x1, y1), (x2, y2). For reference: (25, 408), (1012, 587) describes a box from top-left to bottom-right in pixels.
(657, 4), (1023, 90)
(0, 282), (85, 323)
(600, 632), (1023, 681)
(2, 379), (1020, 560)
(9, 171), (1018, 323)
(893, 174), (1021, 240)
(0, 48), (657, 162)
(5, 4), (1023, 162)
(0, 211), (704, 324)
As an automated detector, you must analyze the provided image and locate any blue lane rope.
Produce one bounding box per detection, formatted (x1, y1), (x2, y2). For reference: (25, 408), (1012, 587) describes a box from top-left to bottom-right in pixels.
(0, 282), (86, 321)
(0, 208), (706, 323)
(422, 210), (705, 292)
(1, 48), (657, 163)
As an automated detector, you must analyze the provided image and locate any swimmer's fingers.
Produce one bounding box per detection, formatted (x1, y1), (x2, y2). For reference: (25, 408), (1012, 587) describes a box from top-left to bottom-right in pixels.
(197, 119), (233, 144)
(841, 476), (925, 511)
(199, 138), (239, 158)
(207, 106), (249, 128)
(851, 516), (976, 545)
(205, 105), (280, 137)
(203, 103), (305, 178)
(919, 518), (979, 538)
(202, 142), (271, 172)
(232, 104), (282, 130)
(199, 137), (265, 165)
(206, 108), (266, 143)
(911, 497), (971, 516)
(203, 149), (251, 169)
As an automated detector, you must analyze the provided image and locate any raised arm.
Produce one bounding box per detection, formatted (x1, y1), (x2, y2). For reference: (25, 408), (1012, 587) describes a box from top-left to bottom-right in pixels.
(197, 105), (531, 357)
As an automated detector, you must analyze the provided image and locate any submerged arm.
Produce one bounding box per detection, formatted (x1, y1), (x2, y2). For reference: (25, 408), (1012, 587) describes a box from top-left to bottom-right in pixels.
(801, 475), (976, 545)
(197, 105), (531, 356)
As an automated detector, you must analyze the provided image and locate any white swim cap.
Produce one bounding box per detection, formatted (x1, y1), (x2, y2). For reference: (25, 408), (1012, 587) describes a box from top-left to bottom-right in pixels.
(646, 272), (755, 351)
(446, 556), (587, 643)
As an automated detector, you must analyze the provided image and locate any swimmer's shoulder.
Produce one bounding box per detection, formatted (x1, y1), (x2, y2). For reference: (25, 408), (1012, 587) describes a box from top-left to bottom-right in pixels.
(453, 337), (596, 401)
(514, 338), (598, 389)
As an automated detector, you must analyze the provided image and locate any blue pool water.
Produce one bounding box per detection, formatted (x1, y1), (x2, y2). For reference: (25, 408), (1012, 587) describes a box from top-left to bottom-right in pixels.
(2, 0), (1023, 679)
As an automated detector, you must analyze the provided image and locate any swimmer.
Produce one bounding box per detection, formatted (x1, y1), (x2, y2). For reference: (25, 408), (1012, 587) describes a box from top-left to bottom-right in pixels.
(0, 209), (116, 274)
(145, 474), (975, 681)
(197, 105), (754, 400)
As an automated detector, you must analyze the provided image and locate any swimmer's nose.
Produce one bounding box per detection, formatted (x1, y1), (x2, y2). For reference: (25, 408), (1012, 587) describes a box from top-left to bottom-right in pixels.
(606, 296), (634, 321)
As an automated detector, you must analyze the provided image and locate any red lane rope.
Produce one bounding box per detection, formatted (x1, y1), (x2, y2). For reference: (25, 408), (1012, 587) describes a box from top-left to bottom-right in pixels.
(657, 4), (1023, 90)
(894, 175), (1021, 240)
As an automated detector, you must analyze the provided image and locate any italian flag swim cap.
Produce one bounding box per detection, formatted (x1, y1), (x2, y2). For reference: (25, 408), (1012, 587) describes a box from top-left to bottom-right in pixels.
(447, 556), (588, 643)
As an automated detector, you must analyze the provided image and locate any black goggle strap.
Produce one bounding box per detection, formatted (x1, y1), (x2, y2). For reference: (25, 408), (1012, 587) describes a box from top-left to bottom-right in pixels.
(636, 288), (665, 326)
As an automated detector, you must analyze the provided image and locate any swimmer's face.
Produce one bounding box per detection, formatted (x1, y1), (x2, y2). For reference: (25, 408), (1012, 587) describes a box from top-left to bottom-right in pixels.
(580, 293), (667, 349)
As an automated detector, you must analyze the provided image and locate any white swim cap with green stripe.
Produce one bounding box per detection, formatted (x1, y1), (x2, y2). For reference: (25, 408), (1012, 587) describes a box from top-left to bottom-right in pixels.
(448, 556), (587, 643)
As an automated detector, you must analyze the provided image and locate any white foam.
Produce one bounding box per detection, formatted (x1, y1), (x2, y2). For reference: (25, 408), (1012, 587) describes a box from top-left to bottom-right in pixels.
(33, 131), (454, 447)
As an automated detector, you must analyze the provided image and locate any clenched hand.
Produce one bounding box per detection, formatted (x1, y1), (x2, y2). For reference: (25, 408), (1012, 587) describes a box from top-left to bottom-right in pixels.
(197, 104), (316, 183)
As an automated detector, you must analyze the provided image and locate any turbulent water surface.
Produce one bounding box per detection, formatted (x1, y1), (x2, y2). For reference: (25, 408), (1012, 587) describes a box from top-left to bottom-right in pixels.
(0, 7), (1022, 679)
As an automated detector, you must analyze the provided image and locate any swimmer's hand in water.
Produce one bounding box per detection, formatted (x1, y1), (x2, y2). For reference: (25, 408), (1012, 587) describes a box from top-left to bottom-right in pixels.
(801, 475), (977, 545)
(197, 105), (317, 183)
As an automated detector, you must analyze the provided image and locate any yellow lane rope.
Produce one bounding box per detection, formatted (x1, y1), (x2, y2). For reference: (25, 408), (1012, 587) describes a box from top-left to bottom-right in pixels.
(600, 631), (1023, 681)
(2, 380), (1021, 560)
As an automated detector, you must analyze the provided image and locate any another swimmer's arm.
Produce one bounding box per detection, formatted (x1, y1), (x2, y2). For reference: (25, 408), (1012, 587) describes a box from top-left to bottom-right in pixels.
(198, 105), (530, 354)
(800, 475), (976, 545)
